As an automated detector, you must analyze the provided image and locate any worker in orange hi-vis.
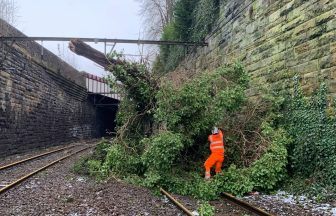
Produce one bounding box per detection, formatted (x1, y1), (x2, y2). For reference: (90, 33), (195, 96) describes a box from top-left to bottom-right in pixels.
(204, 127), (224, 180)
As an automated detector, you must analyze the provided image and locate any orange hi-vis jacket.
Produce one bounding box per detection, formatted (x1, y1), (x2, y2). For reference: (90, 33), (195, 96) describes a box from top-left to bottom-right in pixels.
(208, 130), (224, 154)
(204, 129), (225, 177)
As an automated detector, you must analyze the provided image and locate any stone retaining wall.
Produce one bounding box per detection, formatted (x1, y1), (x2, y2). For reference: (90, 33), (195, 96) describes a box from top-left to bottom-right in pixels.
(171, 0), (336, 97)
(0, 19), (98, 156)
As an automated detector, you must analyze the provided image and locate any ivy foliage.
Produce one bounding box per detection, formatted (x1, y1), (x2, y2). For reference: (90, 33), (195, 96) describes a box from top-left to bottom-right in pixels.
(281, 78), (336, 188)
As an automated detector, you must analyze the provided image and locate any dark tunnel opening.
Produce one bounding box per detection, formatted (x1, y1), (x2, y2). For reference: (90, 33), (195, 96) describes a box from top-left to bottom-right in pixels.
(96, 106), (118, 137)
(88, 94), (119, 138)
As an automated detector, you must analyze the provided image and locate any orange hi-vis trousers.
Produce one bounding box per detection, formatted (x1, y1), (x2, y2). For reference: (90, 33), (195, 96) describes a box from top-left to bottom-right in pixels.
(204, 152), (224, 178)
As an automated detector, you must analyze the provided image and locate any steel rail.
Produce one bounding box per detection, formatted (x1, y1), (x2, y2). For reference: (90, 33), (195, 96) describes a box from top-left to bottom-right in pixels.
(0, 145), (78, 171)
(221, 192), (273, 216)
(0, 146), (92, 194)
(0, 37), (208, 46)
(159, 188), (194, 216)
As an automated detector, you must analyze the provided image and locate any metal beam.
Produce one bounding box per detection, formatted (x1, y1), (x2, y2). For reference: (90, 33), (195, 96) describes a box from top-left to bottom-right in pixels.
(94, 104), (119, 107)
(88, 92), (119, 95)
(0, 36), (208, 46)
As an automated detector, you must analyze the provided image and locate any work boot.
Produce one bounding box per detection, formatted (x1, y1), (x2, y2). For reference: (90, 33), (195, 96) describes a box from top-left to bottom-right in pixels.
(204, 172), (211, 180)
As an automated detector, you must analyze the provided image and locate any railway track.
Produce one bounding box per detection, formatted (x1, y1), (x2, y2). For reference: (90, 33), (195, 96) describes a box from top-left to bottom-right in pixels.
(221, 192), (273, 216)
(0, 144), (94, 194)
(1, 146), (274, 215)
(160, 188), (195, 216)
(160, 188), (274, 216)
(0, 144), (78, 171)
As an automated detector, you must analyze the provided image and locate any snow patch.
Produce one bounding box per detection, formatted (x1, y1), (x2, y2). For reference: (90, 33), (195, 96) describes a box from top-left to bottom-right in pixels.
(162, 196), (169, 203)
(243, 190), (335, 215)
(331, 207), (336, 216)
(192, 211), (200, 216)
(24, 180), (38, 189)
(77, 177), (86, 182)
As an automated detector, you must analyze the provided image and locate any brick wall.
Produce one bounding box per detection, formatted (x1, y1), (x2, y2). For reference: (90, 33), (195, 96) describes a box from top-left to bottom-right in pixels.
(170, 0), (336, 97)
(0, 19), (98, 156)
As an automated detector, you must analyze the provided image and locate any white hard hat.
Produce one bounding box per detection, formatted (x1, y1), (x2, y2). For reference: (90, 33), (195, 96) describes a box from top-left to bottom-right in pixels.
(212, 127), (219, 134)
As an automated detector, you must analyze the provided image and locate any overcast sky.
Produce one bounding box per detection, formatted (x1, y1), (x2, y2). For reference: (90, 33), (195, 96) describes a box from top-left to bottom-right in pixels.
(16, 0), (143, 77)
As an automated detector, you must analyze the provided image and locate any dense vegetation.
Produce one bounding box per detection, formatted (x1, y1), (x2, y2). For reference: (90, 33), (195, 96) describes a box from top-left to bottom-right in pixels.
(74, 1), (336, 213)
(155, 0), (220, 72)
(76, 60), (292, 202)
(77, 68), (336, 203)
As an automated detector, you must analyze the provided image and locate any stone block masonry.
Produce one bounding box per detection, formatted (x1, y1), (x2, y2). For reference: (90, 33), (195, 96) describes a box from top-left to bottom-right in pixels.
(171, 0), (336, 97)
(0, 19), (98, 156)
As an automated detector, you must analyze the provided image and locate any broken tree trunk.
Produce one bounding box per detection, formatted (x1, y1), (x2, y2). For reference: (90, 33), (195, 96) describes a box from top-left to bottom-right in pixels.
(68, 39), (121, 68)
(68, 39), (158, 103)
(69, 39), (158, 136)
(68, 39), (153, 84)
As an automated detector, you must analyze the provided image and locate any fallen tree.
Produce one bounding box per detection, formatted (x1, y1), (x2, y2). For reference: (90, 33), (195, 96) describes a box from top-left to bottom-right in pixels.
(69, 39), (159, 144)
(69, 38), (158, 114)
(69, 40), (290, 200)
(69, 39), (115, 68)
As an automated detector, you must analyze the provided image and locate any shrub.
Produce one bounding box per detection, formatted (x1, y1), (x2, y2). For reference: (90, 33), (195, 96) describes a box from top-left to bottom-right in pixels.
(215, 123), (289, 196)
(250, 124), (289, 191)
(198, 201), (215, 216)
(156, 64), (249, 138)
(103, 144), (144, 177)
(141, 132), (184, 172)
(216, 165), (254, 196)
(87, 160), (103, 177)
(92, 139), (111, 161)
(73, 156), (91, 175)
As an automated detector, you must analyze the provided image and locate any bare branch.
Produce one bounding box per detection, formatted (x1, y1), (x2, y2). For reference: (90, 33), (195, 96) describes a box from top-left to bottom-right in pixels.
(136, 0), (176, 40)
(0, 0), (18, 33)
